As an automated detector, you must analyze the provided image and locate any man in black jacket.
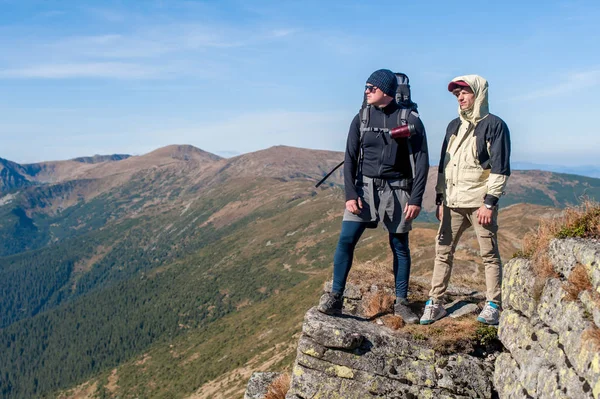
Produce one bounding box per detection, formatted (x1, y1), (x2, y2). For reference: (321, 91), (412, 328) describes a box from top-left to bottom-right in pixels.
(317, 69), (429, 323)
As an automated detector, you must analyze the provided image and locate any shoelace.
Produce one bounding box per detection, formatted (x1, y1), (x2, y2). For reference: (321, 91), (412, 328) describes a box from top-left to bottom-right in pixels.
(324, 295), (340, 307)
(423, 305), (437, 319)
(480, 305), (498, 319)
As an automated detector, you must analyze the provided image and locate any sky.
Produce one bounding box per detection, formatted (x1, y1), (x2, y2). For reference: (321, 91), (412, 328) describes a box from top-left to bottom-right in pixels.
(0, 0), (599, 167)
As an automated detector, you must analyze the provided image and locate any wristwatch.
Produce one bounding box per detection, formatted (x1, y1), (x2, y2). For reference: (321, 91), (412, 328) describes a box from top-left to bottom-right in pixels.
(484, 203), (494, 210)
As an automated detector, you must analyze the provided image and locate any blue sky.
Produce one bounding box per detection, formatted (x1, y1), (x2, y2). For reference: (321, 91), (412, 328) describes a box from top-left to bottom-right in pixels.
(1, 0), (599, 166)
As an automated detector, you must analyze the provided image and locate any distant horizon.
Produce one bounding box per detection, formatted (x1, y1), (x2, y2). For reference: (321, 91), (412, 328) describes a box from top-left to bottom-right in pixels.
(2, 143), (599, 179)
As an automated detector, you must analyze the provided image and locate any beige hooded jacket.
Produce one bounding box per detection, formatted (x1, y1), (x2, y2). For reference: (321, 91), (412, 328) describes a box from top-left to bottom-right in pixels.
(435, 75), (509, 208)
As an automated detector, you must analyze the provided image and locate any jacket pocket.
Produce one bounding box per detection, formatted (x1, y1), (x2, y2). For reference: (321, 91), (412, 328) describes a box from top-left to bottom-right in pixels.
(382, 140), (399, 167)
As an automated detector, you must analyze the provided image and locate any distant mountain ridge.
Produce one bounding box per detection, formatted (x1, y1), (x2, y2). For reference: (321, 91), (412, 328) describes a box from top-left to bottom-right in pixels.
(71, 154), (131, 164)
(0, 152), (133, 192)
(512, 161), (600, 179)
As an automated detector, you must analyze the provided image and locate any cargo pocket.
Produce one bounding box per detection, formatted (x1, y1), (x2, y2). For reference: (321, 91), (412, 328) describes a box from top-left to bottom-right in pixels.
(436, 206), (453, 246)
(477, 229), (498, 258)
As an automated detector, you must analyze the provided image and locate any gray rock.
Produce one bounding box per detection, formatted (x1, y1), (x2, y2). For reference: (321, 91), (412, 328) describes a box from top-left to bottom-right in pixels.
(580, 290), (600, 328)
(548, 238), (600, 292)
(435, 354), (495, 398)
(502, 257), (540, 318)
(537, 278), (600, 388)
(445, 300), (479, 319)
(287, 307), (495, 399)
(493, 353), (526, 399)
(495, 239), (600, 399)
(244, 372), (281, 399)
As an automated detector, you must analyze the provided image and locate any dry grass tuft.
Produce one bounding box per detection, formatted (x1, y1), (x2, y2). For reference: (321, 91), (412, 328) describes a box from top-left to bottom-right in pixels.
(582, 327), (600, 352)
(264, 373), (291, 399)
(402, 317), (483, 354)
(348, 260), (394, 290)
(563, 264), (593, 301)
(519, 200), (600, 278)
(381, 314), (405, 330)
(362, 291), (395, 319)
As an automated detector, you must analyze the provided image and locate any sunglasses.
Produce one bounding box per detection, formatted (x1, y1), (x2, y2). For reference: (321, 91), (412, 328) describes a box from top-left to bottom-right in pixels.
(364, 85), (378, 93)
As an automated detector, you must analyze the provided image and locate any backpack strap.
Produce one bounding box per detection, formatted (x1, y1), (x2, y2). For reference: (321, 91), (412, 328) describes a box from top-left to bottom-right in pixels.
(397, 108), (417, 179)
(359, 105), (371, 142)
(358, 105), (371, 172)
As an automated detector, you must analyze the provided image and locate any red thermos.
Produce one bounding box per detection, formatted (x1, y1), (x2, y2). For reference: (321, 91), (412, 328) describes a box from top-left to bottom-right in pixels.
(390, 124), (416, 139)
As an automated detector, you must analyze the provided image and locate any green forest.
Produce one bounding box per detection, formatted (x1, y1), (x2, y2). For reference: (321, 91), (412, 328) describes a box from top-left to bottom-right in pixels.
(0, 176), (342, 398)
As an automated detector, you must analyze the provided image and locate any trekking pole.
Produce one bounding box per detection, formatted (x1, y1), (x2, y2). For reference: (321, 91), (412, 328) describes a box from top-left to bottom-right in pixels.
(315, 161), (344, 188)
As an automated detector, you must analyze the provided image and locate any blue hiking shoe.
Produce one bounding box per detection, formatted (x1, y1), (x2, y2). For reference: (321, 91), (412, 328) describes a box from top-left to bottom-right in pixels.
(477, 301), (501, 325)
(420, 299), (447, 325)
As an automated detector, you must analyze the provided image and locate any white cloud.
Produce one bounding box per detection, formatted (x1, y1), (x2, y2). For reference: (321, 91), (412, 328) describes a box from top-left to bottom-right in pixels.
(0, 62), (162, 79)
(82, 6), (126, 23)
(270, 29), (296, 38)
(0, 22), (298, 80)
(515, 68), (600, 101)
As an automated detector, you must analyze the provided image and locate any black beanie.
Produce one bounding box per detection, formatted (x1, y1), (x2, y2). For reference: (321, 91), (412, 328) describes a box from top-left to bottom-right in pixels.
(366, 69), (397, 97)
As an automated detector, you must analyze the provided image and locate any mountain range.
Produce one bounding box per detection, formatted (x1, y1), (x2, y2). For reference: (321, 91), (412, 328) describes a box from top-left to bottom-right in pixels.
(0, 145), (599, 398)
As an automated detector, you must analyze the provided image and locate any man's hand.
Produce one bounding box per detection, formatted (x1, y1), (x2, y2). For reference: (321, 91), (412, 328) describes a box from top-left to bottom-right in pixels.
(346, 198), (363, 215)
(436, 205), (443, 221)
(404, 204), (421, 222)
(476, 205), (493, 226)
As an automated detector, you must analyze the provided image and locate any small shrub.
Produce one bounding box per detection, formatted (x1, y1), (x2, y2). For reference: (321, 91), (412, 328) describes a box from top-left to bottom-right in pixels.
(265, 373), (291, 399)
(412, 332), (426, 341)
(520, 200), (600, 278)
(563, 264), (593, 301)
(556, 204), (600, 239)
(475, 325), (498, 347)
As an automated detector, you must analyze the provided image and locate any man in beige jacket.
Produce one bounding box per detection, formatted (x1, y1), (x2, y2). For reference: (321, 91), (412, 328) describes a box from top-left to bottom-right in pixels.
(420, 75), (511, 325)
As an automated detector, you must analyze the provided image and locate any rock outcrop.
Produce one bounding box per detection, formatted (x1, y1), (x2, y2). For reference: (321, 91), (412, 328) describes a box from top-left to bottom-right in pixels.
(245, 238), (600, 399)
(496, 238), (600, 399)
(285, 308), (495, 399)
(244, 279), (502, 399)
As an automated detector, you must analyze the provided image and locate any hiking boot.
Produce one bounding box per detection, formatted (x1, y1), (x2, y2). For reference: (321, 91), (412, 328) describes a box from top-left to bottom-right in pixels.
(477, 301), (501, 325)
(420, 299), (447, 325)
(394, 299), (419, 324)
(317, 292), (343, 315)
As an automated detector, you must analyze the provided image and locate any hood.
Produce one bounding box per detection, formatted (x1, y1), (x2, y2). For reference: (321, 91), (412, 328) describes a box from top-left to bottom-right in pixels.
(450, 75), (489, 124)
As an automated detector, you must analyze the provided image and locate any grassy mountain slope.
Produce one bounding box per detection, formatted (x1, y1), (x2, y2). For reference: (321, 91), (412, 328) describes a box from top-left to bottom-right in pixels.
(0, 144), (596, 398)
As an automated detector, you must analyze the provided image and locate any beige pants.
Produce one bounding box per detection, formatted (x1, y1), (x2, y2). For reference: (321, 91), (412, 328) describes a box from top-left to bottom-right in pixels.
(429, 206), (502, 304)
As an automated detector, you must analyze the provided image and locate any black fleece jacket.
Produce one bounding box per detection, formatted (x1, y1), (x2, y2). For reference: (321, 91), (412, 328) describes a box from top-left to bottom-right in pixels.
(343, 101), (429, 206)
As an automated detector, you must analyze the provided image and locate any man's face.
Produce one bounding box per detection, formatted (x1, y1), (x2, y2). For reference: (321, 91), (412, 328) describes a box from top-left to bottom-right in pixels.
(365, 84), (386, 106)
(452, 87), (475, 110)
